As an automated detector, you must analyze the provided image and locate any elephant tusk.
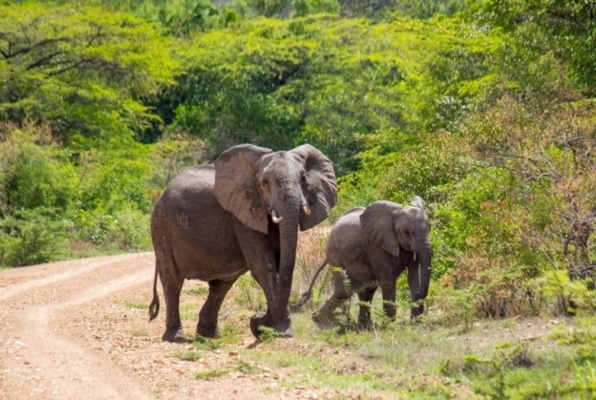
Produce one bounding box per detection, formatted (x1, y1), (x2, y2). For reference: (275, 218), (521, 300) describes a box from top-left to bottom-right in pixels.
(271, 210), (283, 223)
(413, 252), (417, 261)
(302, 204), (311, 215)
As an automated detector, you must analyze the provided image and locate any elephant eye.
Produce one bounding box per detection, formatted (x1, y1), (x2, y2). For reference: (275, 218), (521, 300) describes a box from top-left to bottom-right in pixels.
(403, 229), (410, 236)
(261, 178), (269, 187)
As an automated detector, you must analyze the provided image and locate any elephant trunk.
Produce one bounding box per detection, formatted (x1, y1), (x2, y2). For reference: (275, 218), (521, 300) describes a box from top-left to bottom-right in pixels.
(409, 238), (432, 319)
(275, 192), (301, 330)
(416, 251), (431, 300)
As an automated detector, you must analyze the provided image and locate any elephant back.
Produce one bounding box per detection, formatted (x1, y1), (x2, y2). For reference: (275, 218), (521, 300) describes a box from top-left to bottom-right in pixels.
(326, 206), (366, 267)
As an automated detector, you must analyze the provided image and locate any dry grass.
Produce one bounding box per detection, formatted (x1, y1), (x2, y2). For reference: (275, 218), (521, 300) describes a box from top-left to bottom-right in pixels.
(293, 225), (331, 299)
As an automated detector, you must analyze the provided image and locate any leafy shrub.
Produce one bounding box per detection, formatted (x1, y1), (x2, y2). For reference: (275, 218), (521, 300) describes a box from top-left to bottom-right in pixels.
(0, 208), (66, 267)
(71, 206), (151, 252)
(0, 123), (77, 214)
(231, 275), (267, 311)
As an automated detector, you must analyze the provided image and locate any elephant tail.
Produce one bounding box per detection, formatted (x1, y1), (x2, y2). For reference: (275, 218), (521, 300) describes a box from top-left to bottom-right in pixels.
(148, 266), (160, 321)
(289, 259), (328, 311)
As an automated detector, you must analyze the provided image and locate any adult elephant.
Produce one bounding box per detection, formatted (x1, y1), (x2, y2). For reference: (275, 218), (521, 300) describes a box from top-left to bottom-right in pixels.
(292, 197), (431, 329)
(149, 144), (337, 341)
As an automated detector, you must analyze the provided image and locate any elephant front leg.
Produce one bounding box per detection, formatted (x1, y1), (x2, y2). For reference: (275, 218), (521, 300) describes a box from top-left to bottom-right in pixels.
(356, 286), (376, 330)
(250, 266), (293, 338)
(197, 278), (238, 339)
(380, 282), (397, 321)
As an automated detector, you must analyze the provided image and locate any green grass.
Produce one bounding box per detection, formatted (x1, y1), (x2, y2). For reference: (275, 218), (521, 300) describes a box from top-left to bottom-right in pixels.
(195, 368), (229, 380)
(119, 273), (596, 398)
(192, 302), (596, 399)
(184, 285), (208, 297)
(236, 360), (263, 375)
(124, 300), (148, 309)
(172, 348), (202, 362)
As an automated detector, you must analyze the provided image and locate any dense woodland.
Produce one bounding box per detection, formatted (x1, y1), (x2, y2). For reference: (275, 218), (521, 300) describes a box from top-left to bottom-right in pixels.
(2, 0), (596, 320)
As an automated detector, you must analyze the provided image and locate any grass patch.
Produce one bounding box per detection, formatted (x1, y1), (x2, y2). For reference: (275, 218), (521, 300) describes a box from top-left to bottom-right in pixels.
(212, 310), (596, 398)
(195, 368), (229, 380)
(179, 302), (198, 321)
(172, 348), (202, 362)
(124, 300), (147, 309)
(192, 335), (221, 350)
(184, 285), (208, 297)
(236, 360), (263, 375)
(130, 328), (149, 337)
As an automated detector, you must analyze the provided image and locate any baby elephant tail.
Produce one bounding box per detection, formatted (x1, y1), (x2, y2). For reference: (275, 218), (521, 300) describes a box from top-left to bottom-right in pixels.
(148, 267), (160, 321)
(289, 260), (328, 312)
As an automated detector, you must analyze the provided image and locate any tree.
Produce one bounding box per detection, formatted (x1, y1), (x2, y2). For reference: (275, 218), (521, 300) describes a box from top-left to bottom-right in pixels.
(0, 3), (177, 146)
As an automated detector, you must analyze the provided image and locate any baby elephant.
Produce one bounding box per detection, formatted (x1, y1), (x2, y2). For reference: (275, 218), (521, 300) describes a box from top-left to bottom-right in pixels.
(293, 197), (432, 329)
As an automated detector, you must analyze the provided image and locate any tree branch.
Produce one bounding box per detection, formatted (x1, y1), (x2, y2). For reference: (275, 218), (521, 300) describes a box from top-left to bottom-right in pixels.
(25, 50), (68, 71)
(2, 37), (70, 59)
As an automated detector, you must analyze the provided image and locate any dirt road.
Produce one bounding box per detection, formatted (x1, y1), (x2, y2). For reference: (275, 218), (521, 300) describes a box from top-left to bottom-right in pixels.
(0, 253), (317, 400)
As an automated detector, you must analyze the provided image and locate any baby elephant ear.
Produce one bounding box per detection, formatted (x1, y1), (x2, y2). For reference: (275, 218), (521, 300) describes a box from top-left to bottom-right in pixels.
(360, 200), (402, 258)
(410, 196), (426, 210)
(214, 144), (272, 234)
(290, 144), (338, 231)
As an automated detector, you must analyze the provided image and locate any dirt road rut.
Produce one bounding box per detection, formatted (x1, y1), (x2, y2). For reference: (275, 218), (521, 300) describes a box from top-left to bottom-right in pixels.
(0, 253), (310, 400)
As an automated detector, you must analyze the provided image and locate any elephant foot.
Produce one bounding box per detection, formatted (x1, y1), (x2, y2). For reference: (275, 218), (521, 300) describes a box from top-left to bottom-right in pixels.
(162, 327), (187, 343)
(357, 316), (373, 331)
(197, 323), (221, 339)
(312, 311), (335, 329)
(273, 322), (293, 338)
(250, 312), (293, 339)
(357, 321), (373, 331)
(410, 304), (424, 320)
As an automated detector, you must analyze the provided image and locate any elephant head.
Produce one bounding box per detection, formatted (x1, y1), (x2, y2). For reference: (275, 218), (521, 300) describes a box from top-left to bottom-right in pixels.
(360, 196), (432, 318)
(213, 144), (337, 320)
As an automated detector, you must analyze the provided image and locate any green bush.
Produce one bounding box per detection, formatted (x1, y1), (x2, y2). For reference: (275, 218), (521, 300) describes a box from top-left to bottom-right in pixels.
(0, 208), (66, 267)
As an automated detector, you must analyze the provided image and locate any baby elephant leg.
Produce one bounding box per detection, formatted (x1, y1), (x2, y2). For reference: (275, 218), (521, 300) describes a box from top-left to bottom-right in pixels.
(313, 269), (352, 327)
(356, 285), (377, 330)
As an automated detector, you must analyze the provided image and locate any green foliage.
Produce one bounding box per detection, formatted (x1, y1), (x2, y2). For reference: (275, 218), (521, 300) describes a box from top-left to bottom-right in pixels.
(0, 123), (77, 214)
(0, 119), (153, 267)
(134, 0), (238, 35)
(169, 14), (497, 173)
(0, 208), (66, 267)
(439, 325), (596, 399)
(468, 0), (596, 95)
(232, 274), (267, 311)
(0, 3), (177, 144)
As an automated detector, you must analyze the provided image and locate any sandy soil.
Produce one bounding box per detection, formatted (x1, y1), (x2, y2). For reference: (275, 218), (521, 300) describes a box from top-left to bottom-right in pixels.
(0, 253), (326, 400)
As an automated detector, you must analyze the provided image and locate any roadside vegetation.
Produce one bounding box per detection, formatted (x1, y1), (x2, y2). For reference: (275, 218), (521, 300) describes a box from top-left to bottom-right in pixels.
(3, 0), (596, 397)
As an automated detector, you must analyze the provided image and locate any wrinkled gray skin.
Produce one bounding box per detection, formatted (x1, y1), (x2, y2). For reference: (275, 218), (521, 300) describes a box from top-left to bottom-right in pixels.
(149, 144), (337, 341)
(293, 197), (431, 329)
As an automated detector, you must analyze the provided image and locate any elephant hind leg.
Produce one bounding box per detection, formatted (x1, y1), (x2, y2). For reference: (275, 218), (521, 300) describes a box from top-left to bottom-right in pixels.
(313, 270), (352, 327)
(161, 276), (185, 342)
(156, 248), (186, 342)
(197, 278), (238, 339)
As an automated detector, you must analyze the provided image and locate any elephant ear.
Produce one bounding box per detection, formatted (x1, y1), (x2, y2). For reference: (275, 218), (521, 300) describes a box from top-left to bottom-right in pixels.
(214, 144), (273, 234)
(290, 144), (338, 231)
(360, 200), (402, 258)
(410, 195), (426, 210)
